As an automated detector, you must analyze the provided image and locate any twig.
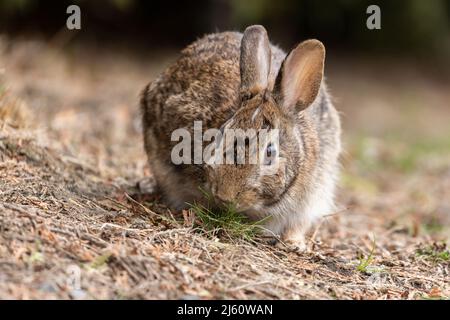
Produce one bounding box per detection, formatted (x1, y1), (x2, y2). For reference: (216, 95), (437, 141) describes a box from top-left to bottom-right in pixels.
(100, 222), (154, 233)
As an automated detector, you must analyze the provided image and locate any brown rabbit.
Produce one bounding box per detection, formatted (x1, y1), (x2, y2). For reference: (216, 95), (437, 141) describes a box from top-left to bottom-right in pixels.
(141, 25), (341, 249)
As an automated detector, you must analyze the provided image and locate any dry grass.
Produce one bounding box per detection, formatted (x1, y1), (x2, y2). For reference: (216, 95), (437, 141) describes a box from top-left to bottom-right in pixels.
(0, 37), (449, 299)
(0, 89), (29, 128)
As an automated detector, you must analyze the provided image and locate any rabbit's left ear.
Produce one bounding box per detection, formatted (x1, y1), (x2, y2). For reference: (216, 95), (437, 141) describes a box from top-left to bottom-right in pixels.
(240, 25), (271, 98)
(274, 39), (325, 112)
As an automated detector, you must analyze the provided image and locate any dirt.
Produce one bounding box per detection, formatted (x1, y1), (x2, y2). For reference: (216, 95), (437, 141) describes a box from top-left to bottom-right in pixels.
(0, 36), (449, 299)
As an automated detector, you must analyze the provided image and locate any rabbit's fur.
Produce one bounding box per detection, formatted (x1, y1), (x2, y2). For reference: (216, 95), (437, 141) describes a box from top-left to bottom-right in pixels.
(141, 26), (341, 248)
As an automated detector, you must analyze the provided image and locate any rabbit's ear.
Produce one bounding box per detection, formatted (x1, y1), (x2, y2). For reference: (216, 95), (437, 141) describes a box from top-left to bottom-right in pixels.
(240, 25), (271, 98)
(274, 39), (325, 112)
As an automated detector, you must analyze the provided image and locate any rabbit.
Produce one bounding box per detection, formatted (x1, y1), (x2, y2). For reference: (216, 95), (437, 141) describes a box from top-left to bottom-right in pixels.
(141, 25), (341, 250)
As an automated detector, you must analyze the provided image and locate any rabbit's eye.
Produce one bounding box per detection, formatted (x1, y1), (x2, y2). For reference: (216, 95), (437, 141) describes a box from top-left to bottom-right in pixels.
(265, 143), (276, 165)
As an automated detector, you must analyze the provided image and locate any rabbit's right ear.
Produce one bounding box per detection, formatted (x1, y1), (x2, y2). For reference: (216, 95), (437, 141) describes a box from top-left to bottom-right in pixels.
(240, 25), (271, 99)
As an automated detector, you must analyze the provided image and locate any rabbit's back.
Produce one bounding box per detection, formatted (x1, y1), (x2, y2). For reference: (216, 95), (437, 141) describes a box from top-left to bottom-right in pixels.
(142, 32), (285, 139)
(142, 32), (240, 139)
(310, 83), (342, 178)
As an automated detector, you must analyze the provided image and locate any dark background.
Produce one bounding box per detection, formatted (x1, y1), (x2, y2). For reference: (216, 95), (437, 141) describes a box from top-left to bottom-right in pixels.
(1, 0), (450, 62)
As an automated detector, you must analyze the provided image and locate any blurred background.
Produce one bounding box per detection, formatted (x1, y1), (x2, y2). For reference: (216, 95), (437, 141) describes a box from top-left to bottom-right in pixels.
(0, 0), (450, 59)
(1, 0), (450, 62)
(0, 1), (449, 237)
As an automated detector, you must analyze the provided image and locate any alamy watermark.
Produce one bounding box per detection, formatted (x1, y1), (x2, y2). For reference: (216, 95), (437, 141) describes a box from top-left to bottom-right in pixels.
(66, 5), (81, 30)
(366, 5), (381, 30)
(65, 4), (381, 32)
(66, 264), (81, 291)
(169, 121), (284, 175)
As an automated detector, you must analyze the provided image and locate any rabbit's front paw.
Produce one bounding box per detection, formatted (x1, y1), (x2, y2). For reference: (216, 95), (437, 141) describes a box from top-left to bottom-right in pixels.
(279, 228), (310, 253)
(276, 238), (308, 253)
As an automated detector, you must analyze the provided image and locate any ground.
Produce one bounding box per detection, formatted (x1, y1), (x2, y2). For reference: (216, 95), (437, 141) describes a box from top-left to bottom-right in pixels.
(0, 36), (449, 299)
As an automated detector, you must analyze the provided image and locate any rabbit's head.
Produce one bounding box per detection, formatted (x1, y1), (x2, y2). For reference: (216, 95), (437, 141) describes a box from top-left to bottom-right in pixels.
(204, 25), (326, 218)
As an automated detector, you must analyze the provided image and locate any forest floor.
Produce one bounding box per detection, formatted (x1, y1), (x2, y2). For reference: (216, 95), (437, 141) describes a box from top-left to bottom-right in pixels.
(0, 36), (449, 299)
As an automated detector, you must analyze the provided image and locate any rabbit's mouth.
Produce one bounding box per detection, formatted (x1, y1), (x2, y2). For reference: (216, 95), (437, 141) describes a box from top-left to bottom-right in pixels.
(240, 205), (270, 221)
(211, 194), (256, 216)
(232, 202), (254, 213)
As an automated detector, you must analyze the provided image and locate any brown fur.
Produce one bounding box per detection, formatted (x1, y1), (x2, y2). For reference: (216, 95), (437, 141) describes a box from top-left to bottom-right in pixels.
(141, 26), (341, 246)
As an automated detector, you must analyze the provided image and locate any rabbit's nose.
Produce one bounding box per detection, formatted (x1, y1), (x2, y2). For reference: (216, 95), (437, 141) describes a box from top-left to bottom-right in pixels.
(215, 193), (232, 204)
(215, 189), (243, 207)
